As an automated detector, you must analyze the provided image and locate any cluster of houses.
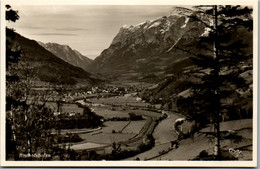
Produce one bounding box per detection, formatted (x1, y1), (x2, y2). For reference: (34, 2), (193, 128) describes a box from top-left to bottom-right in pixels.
(49, 85), (145, 118)
(53, 111), (81, 117)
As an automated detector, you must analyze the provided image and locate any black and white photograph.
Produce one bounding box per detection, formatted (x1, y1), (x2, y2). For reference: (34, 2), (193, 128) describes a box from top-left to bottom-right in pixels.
(0, 0), (258, 167)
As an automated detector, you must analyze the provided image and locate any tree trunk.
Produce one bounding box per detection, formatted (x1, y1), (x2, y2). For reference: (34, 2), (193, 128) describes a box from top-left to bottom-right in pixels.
(213, 5), (221, 159)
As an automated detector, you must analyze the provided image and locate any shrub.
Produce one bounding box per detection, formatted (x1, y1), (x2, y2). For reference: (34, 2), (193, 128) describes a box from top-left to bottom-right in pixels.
(199, 150), (208, 158)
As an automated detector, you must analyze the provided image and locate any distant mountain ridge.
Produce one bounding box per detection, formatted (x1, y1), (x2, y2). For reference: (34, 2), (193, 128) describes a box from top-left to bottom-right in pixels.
(8, 30), (99, 85)
(37, 42), (92, 71)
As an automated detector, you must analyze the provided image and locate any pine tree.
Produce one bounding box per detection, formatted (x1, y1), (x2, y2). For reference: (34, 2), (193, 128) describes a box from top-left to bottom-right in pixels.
(175, 5), (252, 159)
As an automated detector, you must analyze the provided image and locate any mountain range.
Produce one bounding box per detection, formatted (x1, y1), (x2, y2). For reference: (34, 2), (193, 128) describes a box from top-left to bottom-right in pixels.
(7, 30), (99, 85)
(8, 7), (252, 89)
(87, 11), (207, 82)
(37, 42), (92, 72)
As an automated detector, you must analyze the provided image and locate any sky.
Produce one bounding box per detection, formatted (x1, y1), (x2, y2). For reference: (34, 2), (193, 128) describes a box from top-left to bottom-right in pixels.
(6, 5), (174, 59)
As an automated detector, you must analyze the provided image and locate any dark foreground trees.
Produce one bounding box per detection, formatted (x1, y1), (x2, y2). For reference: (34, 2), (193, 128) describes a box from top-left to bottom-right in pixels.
(5, 5), (82, 160)
(5, 5), (58, 160)
(175, 5), (252, 159)
(5, 6), (103, 159)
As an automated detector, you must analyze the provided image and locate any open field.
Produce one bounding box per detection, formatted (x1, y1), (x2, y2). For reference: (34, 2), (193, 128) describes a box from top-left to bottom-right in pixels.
(62, 104), (84, 114)
(153, 115), (182, 144)
(73, 120), (146, 148)
(126, 109), (162, 118)
(92, 107), (129, 118)
(69, 142), (107, 151)
(45, 102), (83, 114)
(67, 96), (158, 151)
(51, 127), (101, 135)
(122, 121), (147, 134)
(124, 143), (171, 160)
(89, 95), (151, 107)
(78, 132), (136, 145)
(101, 121), (130, 133)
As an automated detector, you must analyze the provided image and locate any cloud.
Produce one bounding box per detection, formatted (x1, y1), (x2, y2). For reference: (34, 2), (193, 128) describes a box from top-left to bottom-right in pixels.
(32, 33), (78, 36)
(13, 5), (176, 59)
(55, 28), (89, 31)
(19, 26), (47, 29)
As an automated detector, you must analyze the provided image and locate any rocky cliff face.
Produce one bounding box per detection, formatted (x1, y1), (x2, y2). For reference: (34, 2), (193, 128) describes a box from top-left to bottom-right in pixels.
(38, 42), (92, 71)
(87, 12), (206, 81)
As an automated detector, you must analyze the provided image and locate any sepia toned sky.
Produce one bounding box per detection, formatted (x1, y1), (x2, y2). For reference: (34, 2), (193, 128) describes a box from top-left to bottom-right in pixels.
(6, 5), (174, 59)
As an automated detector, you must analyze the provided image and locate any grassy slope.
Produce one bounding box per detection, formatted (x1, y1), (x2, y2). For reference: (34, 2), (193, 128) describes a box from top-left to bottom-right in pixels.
(158, 119), (252, 161)
(127, 118), (252, 161)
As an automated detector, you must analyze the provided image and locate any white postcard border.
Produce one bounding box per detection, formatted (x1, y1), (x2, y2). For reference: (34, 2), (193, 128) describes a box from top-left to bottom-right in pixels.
(0, 0), (258, 167)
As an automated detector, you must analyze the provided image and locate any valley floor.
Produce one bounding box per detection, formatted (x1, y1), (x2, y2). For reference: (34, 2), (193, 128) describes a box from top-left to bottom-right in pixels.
(67, 93), (252, 161)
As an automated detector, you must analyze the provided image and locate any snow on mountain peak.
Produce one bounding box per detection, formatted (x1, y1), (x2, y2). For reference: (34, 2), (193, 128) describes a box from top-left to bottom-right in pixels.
(180, 17), (190, 28)
(147, 20), (162, 29)
(64, 45), (70, 52)
(111, 12), (200, 50)
(170, 6), (193, 16)
(122, 24), (133, 29)
(201, 27), (211, 37)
